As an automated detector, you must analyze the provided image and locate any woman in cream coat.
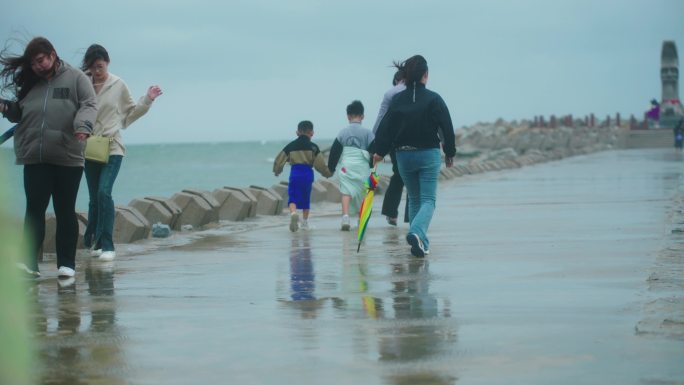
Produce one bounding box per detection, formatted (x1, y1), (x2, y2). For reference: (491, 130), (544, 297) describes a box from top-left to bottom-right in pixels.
(81, 44), (162, 261)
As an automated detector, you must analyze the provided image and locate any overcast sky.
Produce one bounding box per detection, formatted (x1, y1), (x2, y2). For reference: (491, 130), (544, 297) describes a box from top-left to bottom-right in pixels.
(2, 0), (683, 143)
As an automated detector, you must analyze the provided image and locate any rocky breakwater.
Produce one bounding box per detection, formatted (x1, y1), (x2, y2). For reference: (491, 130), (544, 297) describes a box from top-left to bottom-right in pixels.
(40, 118), (624, 254)
(439, 119), (624, 181)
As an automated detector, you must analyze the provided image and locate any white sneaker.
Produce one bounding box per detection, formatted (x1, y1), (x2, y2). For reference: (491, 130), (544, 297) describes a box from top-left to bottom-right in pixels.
(289, 213), (299, 232)
(300, 220), (309, 230)
(57, 266), (75, 278)
(341, 215), (350, 231)
(406, 233), (427, 258)
(90, 249), (103, 257)
(99, 251), (116, 261)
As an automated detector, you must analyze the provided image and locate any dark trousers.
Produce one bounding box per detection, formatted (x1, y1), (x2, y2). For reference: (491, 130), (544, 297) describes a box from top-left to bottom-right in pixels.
(381, 150), (408, 222)
(23, 164), (83, 271)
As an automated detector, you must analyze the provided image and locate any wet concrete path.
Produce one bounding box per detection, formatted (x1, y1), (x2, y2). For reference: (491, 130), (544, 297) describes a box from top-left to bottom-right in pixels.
(31, 149), (683, 385)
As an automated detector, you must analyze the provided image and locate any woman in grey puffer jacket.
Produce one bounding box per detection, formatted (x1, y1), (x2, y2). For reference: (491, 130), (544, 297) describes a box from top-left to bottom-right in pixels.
(0, 37), (97, 279)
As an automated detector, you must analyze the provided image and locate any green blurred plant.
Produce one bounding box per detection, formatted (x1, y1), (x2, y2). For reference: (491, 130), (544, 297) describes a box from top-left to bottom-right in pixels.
(0, 163), (33, 385)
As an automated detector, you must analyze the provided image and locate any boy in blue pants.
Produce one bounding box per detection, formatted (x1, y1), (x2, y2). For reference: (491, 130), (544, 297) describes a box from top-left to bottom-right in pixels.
(273, 121), (332, 231)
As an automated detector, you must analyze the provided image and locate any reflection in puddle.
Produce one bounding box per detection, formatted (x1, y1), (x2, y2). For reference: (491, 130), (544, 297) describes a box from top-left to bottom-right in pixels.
(32, 261), (127, 385)
(280, 228), (459, 384)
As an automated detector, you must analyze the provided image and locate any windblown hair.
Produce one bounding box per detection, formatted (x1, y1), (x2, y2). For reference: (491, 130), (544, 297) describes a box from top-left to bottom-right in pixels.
(0, 37), (59, 100)
(297, 120), (314, 134)
(392, 69), (405, 86)
(393, 54), (428, 102)
(81, 44), (110, 71)
(346, 100), (364, 116)
(400, 55), (428, 84)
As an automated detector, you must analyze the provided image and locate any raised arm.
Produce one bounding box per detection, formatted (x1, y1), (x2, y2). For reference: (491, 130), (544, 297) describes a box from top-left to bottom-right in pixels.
(121, 84), (162, 129)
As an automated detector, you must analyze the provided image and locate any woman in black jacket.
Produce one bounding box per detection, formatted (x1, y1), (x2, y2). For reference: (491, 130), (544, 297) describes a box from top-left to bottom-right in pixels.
(373, 55), (456, 257)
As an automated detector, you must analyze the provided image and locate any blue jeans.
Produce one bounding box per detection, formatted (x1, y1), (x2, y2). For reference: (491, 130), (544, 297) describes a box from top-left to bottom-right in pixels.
(84, 155), (123, 251)
(396, 148), (441, 250)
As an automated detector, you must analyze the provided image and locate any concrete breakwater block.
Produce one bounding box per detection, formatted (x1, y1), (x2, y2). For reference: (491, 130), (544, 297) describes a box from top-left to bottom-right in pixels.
(144, 196), (183, 229)
(130, 197), (178, 229)
(222, 187), (258, 217)
(439, 168), (452, 181)
(42, 213), (88, 253)
(441, 167), (460, 179)
(317, 179), (342, 203)
(171, 191), (216, 230)
(439, 167), (452, 180)
(482, 161), (499, 171)
(449, 166), (464, 177)
(113, 206), (150, 244)
(310, 181), (327, 203)
(270, 183), (288, 203)
(249, 185), (284, 215)
(465, 163), (484, 174)
(182, 189), (220, 224)
(212, 188), (252, 221)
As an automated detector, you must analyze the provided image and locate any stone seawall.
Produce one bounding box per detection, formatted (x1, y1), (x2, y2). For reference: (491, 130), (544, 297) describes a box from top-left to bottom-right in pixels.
(40, 122), (625, 254)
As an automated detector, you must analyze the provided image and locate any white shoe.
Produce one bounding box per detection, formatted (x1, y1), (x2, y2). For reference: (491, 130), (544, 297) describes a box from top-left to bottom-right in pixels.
(341, 215), (350, 231)
(300, 220), (309, 230)
(90, 249), (103, 257)
(289, 213), (299, 232)
(406, 233), (428, 258)
(99, 251), (116, 261)
(57, 266), (75, 278)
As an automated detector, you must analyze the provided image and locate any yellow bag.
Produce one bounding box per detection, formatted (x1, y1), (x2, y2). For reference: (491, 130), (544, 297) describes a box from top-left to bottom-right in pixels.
(85, 136), (113, 164)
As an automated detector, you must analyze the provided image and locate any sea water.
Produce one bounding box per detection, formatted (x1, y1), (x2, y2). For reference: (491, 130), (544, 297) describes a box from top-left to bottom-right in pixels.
(0, 139), (368, 217)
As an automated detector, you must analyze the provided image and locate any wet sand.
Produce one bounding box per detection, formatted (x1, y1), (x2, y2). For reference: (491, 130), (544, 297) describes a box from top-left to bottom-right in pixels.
(30, 149), (683, 385)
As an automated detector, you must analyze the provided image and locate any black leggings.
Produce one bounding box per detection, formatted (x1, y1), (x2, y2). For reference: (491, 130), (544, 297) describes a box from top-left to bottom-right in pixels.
(23, 164), (83, 271)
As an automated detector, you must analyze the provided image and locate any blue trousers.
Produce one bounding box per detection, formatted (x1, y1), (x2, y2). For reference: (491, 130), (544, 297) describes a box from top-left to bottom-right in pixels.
(288, 165), (314, 210)
(396, 148), (441, 250)
(84, 155), (123, 251)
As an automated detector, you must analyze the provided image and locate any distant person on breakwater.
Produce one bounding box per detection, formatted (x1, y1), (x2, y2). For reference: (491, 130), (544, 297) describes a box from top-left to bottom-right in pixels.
(646, 99), (660, 129)
(273, 120), (332, 232)
(373, 54), (456, 257)
(80, 44), (163, 262)
(373, 68), (408, 226)
(327, 100), (374, 231)
(675, 118), (683, 149)
(0, 37), (98, 279)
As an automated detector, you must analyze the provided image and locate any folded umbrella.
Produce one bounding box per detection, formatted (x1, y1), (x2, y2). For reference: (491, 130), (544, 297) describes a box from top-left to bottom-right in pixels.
(357, 166), (379, 252)
(0, 125), (16, 145)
